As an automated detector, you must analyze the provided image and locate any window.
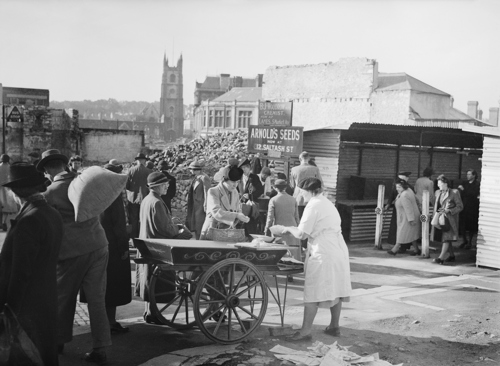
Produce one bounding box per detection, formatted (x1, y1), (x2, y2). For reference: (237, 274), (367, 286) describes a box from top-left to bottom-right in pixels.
(225, 110), (231, 128)
(203, 110), (207, 127)
(215, 110), (224, 127)
(237, 111), (252, 128)
(170, 74), (176, 83)
(209, 110), (214, 127)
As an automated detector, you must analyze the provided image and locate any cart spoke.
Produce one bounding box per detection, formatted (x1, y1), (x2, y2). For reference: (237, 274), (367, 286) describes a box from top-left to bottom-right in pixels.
(216, 269), (228, 296)
(236, 305), (260, 320)
(230, 307), (248, 333)
(170, 296), (185, 323)
(204, 281), (226, 299)
(154, 289), (179, 297)
(158, 294), (182, 313)
(231, 266), (252, 294)
(234, 279), (262, 298)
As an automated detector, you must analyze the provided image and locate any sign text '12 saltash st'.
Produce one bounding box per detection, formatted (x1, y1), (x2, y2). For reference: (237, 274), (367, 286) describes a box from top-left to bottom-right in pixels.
(248, 101), (303, 157)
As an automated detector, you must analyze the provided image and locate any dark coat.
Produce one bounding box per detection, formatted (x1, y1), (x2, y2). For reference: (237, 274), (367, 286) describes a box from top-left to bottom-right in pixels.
(241, 173), (264, 203)
(126, 163), (152, 204)
(0, 198), (63, 366)
(459, 179), (480, 233)
(160, 170), (177, 212)
(185, 173), (210, 239)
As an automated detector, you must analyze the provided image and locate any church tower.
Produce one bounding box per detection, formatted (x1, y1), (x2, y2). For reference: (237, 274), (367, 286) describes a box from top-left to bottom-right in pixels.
(160, 53), (184, 141)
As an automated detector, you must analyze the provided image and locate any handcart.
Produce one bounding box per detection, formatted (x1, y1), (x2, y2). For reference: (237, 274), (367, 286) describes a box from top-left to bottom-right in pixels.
(133, 239), (302, 344)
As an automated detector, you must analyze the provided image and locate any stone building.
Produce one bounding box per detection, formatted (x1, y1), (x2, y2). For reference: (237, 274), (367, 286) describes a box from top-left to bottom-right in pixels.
(194, 73), (263, 107)
(160, 54), (184, 140)
(193, 87), (261, 136)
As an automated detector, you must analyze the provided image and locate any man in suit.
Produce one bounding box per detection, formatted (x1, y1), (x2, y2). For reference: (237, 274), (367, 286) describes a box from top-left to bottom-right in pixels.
(290, 151), (323, 219)
(37, 149), (111, 364)
(238, 158), (264, 235)
(157, 160), (177, 212)
(126, 153), (152, 239)
(185, 160), (211, 239)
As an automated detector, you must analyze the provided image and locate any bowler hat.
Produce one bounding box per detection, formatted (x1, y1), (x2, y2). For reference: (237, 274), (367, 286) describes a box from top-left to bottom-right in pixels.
(227, 166), (243, 182)
(189, 160), (204, 170)
(135, 153), (147, 160)
(147, 172), (170, 188)
(37, 149), (69, 172)
(2, 162), (47, 188)
(273, 179), (288, 188)
(238, 158), (251, 168)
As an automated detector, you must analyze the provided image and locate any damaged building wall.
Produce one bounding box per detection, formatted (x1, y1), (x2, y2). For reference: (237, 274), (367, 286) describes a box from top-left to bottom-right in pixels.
(81, 130), (143, 162)
(370, 90), (411, 124)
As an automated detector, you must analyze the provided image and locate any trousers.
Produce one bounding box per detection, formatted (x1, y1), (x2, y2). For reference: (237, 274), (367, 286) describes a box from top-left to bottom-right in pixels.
(57, 246), (111, 348)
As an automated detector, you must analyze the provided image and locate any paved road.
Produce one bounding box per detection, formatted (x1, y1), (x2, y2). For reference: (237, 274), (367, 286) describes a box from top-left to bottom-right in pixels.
(1, 231), (498, 365)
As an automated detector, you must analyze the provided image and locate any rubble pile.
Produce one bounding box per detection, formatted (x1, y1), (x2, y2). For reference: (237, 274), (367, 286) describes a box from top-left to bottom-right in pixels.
(143, 130), (250, 213)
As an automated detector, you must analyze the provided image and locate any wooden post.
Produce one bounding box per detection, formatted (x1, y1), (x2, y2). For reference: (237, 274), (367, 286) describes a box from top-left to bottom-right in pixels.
(421, 190), (431, 258)
(374, 184), (385, 249)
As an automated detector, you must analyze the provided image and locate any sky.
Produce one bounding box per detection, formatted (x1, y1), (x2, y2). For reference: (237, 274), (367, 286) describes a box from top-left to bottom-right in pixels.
(0, 0), (498, 115)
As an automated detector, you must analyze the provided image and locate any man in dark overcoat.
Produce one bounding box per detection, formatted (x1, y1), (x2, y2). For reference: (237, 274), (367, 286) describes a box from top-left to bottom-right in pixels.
(0, 163), (63, 365)
(185, 160), (211, 239)
(157, 160), (177, 212)
(126, 153), (152, 239)
(238, 158), (264, 235)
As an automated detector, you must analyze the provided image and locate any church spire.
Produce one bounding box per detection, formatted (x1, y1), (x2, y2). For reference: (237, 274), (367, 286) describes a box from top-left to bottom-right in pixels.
(177, 53), (183, 68)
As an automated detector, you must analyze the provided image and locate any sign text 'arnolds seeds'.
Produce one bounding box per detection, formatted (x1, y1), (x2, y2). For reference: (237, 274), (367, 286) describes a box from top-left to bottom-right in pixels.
(248, 125), (303, 157)
(258, 101), (292, 126)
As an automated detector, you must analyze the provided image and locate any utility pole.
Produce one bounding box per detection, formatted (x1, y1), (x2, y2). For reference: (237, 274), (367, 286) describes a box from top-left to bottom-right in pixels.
(2, 105), (6, 154)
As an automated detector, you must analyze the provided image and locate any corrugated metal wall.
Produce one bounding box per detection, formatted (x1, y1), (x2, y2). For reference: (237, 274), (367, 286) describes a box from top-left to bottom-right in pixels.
(360, 147), (397, 179)
(303, 130), (341, 202)
(337, 146), (360, 201)
(476, 136), (500, 269)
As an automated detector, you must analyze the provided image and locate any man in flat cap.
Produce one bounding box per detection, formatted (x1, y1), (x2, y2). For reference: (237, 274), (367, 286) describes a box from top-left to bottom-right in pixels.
(37, 149), (111, 364)
(185, 160), (210, 239)
(126, 152), (153, 239)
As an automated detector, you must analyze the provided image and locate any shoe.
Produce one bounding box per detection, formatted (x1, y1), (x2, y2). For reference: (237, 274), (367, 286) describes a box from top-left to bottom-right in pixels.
(387, 250), (396, 256)
(324, 326), (341, 337)
(83, 350), (107, 365)
(143, 313), (163, 325)
(445, 256), (456, 262)
(410, 250), (421, 256)
(433, 258), (444, 265)
(285, 331), (312, 342)
(110, 322), (129, 333)
(57, 344), (64, 354)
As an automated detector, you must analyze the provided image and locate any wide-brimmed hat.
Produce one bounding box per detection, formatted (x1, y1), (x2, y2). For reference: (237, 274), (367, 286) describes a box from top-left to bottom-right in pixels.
(273, 179), (288, 188)
(36, 149), (69, 172)
(135, 153), (147, 160)
(227, 166), (243, 182)
(189, 160), (204, 170)
(238, 158), (251, 168)
(147, 172), (170, 188)
(2, 162), (47, 188)
(108, 159), (122, 168)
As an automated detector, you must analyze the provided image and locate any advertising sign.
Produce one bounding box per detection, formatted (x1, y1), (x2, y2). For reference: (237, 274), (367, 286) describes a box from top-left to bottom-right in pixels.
(248, 125), (303, 157)
(258, 101), (292, 126)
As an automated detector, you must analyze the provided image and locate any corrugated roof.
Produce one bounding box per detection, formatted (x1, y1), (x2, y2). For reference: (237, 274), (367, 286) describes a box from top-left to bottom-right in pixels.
(377, 73), (449, 96)
(213, 87), (262, 102)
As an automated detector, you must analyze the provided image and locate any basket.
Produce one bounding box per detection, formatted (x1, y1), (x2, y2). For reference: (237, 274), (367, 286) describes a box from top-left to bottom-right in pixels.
(208, 226), (246, 242)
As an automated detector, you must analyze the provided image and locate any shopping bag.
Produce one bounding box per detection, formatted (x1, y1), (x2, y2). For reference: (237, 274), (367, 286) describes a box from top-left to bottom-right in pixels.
(439, 213), (451, 232)
(431, 212), (441, 229)
(0, 304), (43, 366)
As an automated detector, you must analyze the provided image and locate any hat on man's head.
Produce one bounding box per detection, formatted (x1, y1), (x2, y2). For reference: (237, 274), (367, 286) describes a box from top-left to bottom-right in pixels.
(273, 179), (288, 188)
(36, 149), (69, 172)
(147, 172), (170, 188)
(104, 163), (123, 174)
(69, 155), (82, 162)
(2, 162), (47, 188)
(0, 154), (10, 163)
(135, 153), (147, 160)
(238, 158), (251, 168)
(109, 159), (122, 167)
(227, 166), (243, 182)
(189, 160), (204, 170)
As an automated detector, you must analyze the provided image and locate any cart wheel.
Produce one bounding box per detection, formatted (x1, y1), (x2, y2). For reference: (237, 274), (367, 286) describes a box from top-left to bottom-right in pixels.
(193, 258), (268, 344)
(149, 267), (204, 329)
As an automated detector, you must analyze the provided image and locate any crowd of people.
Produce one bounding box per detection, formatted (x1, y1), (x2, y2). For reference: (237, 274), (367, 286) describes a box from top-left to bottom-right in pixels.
(384, 167), (480, 264)
(0, 143), (481, 363)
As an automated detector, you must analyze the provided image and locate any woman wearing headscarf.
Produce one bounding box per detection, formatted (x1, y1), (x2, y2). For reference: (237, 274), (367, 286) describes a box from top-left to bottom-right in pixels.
(0, 163), (63, 365)
(200, 166), (250, 240)
(386, 179), (421, 256)
(279, 178), (352, 342)
(432, 175), (464, 264)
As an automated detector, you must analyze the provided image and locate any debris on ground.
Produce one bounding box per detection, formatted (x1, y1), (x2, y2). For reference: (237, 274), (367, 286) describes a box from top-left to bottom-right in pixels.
(270, 341), (404, 366)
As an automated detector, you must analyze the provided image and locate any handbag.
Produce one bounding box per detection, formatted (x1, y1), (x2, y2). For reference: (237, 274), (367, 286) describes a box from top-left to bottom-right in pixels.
(242, 200), (260, 220)
(431, 212), (441, 229)
(439, 213), (451, 232)
(207, 222), (246, 242)
(0, 304), (43, 366)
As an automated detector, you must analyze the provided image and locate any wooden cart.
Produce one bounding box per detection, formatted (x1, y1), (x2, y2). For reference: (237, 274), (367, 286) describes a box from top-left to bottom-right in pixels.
(133, 239), (302, 344)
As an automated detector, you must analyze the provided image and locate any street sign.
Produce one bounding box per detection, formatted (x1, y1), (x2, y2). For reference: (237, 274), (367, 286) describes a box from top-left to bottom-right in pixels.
(7, 106), (23, 122)
(248, 125), (303, 157)
(258, 101), (292, 126)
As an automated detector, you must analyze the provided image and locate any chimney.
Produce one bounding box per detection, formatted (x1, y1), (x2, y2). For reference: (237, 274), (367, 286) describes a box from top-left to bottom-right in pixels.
(489, 107), (499, 127)
(220, 74), (230, 91)
(233, 76), (243, 88)
(467, 101), (479, 119)
(372, 60), (379, 90)
(450, 97), (454, 107)
(255, 74), (263, 87)
(478, 109), (483, 120)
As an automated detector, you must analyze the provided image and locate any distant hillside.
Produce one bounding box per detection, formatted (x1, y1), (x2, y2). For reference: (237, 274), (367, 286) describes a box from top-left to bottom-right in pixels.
(50, 99), (161, 121)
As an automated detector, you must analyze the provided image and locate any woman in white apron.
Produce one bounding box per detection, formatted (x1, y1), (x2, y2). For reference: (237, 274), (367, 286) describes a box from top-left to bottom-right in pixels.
(279, 178), (352, 342)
